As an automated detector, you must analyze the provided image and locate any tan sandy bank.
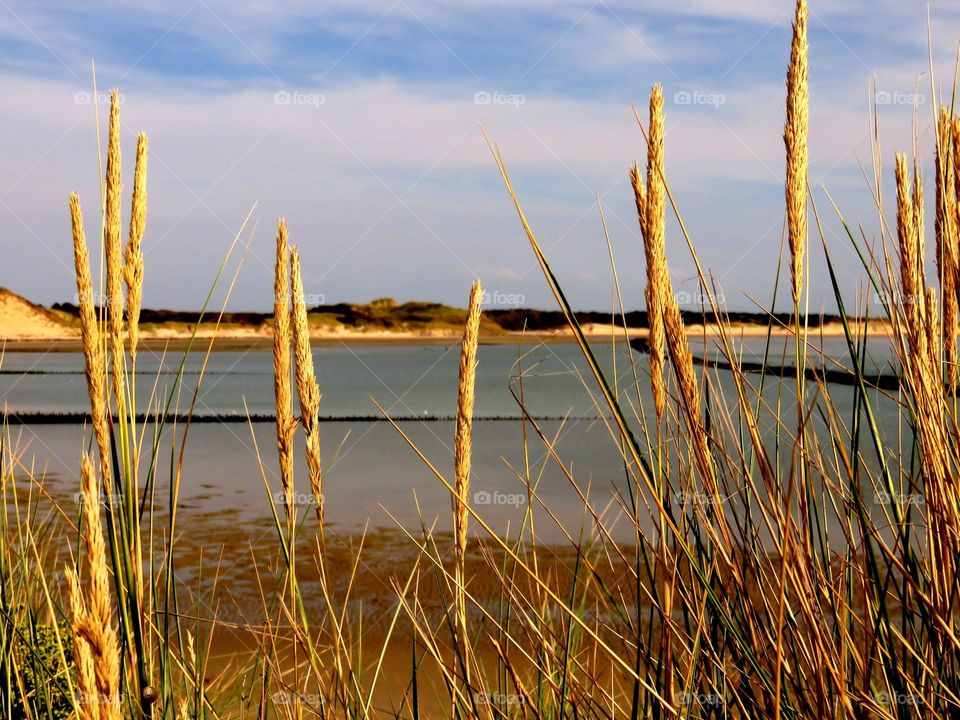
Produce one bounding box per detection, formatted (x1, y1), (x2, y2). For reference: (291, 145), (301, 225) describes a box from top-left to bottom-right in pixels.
(0, 321), (889, 352)
(0, 286), (889, 351)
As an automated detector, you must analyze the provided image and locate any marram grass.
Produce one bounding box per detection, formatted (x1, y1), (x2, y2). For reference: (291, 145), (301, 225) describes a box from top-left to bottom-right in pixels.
(6, 5), (960, 719)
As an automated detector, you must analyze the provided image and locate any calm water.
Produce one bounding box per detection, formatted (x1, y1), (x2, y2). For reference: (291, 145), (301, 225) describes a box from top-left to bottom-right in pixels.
(0, 336), (905, 543)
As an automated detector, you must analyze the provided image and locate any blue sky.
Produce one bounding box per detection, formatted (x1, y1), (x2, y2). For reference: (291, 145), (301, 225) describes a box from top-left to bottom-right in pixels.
(0, 0), (958, 312)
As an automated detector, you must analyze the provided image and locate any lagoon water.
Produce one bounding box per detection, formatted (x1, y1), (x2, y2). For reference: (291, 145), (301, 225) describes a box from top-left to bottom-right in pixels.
(1, 336), (905, 544)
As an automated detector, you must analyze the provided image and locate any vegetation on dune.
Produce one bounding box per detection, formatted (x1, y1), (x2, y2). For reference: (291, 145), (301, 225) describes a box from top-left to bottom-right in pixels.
(7, 1), (960, 718)
(308, 299), (506, 334)
(45, 298), (508, 335)
(38, 293), (862, 337)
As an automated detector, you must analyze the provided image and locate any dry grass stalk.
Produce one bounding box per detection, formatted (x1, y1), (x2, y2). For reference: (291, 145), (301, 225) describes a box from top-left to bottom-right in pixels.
(273, 220), (295, 520)
(67, 453), (122, 720)
(784, 0), (810, 514)
(290, 247), (323, 523)
(953, 117), (960, 202)
(630, 161), (647, 237)
(896, 154), (927, 355)
(455, 280), (483, 562)
(927, 287), (941, 365)
(645, 86), (666, 252)
(453, 279), (483, 684)
(914, 163), (926, 250)
(125, 132), (147, 363)
(784, 0), (808, 308)
(71, 193), (112, 487)
(632, 92), (680, 699)
(894, 151), (956, 607)
(633, 87), (715, 489)
(79, 453), (121, 712)
(936, 108), (952, 279)
(66, 569), (97, 720)
(661, 300), (715, 489)
(641, 87), (668, 422)
(630, 156), (665, 421)
(944, 114), (960, 390)
(895, 155), (936, 398)
(105, 90), (126, 413)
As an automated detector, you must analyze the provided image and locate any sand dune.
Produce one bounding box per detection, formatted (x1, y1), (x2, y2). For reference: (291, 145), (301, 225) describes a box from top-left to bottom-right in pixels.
(0, 287), (882, 349)
(0, 287), (77, 340)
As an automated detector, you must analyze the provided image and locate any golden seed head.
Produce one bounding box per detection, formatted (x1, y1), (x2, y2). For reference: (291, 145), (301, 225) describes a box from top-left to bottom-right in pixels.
(633, 85), (670, 422)
(71, 193), (112, 485)
(290, 246), (323, 521)
(454, 279), (483, 558)
(105, 90), (126, 410)
(125, 132), (148, 361)
(273, 219), (295, 517)
(784, 0), (809, 307)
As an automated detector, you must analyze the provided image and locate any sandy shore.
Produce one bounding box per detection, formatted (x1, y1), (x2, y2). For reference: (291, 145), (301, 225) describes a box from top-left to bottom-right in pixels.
(0, 286), (891, 350)
(0, 320), (886, 352)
